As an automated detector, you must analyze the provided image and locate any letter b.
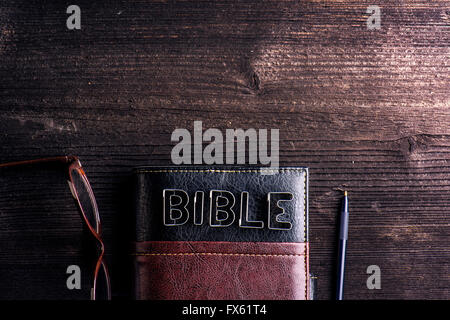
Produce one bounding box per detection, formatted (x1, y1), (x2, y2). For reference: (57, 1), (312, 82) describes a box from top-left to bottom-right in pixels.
(210, 190), (235, 227)
(163, 189), (189, 226)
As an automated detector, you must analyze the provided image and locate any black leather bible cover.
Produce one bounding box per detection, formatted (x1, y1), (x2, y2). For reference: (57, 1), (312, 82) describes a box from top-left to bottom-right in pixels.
(134, 167), (308, 243)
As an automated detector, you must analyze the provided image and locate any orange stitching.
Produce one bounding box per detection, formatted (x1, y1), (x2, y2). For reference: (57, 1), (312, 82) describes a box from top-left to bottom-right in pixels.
(132, 252), (305, 257)
(303, 170), (308, 299)
(135, 169), (306, 174)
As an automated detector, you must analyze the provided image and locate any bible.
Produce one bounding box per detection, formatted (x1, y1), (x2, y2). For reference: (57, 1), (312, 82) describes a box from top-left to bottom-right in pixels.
(132, 167), (312, 300)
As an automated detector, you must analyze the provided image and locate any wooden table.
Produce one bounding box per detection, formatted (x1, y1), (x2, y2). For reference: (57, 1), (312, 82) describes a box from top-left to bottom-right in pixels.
(0, 1), (448, 299)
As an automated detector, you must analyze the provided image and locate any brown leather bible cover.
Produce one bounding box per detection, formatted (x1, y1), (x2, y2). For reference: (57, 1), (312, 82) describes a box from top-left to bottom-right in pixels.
(134, 241), (309, 299)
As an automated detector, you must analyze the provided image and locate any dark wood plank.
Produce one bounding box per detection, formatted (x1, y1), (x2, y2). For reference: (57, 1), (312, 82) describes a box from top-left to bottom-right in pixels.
(0, 0), (449, 299)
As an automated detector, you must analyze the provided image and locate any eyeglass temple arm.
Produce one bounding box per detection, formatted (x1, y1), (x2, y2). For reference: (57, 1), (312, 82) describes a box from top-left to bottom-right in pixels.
(0, 156), (78, 168)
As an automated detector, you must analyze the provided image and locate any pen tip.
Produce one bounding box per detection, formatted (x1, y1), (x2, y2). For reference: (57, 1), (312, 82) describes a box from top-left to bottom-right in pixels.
(344, 190), (348, 196)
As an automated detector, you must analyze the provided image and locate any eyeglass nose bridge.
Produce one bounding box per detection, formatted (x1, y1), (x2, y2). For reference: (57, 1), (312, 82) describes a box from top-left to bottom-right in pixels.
(91, 256), (111, 300)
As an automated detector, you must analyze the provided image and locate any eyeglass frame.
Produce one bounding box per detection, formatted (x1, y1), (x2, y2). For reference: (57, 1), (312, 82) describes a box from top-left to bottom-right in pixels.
(0, 155), (111, 300)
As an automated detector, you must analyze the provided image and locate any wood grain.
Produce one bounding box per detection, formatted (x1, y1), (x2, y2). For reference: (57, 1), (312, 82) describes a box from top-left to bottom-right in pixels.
(0, 1), (449, 299)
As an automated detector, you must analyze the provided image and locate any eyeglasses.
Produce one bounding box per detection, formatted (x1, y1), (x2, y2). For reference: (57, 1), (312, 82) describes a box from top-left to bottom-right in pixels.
(0, 156), (111, 300)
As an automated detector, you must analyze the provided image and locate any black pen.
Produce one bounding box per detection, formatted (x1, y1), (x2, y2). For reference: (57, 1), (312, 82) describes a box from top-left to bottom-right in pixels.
(336, 190), (349, 300)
